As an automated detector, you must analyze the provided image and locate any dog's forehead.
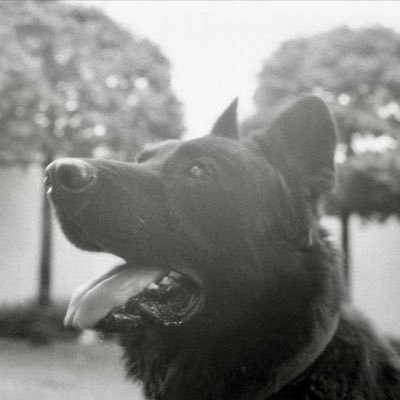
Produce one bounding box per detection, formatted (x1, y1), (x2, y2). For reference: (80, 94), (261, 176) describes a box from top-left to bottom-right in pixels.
(139, 136), (253, 164)
(137, 139), (181, 163)
(177, 136), (252, 160)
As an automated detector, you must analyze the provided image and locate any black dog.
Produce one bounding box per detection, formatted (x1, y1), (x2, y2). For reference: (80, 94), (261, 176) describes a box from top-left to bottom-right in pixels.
(46, 96), (400, 399)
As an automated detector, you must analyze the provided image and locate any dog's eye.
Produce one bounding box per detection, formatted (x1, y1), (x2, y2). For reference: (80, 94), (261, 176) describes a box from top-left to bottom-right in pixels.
(188, 164), (205, 178)
(136, 150), (154, 164)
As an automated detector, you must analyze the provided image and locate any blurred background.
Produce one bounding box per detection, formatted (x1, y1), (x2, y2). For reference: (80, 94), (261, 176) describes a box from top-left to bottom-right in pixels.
(1, 1), (400, 399)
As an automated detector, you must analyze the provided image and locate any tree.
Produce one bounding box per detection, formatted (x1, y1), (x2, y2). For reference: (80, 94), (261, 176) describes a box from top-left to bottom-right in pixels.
(0, 0), (183, 305)
(249, 26), (400, 148)
(246, 26), (400, 286)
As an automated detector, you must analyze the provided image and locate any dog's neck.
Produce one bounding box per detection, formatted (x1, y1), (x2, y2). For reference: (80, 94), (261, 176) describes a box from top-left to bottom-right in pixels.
(246, 313), (339, 400)
(121, 239), (342, 400)
(121, 314), (339, 400)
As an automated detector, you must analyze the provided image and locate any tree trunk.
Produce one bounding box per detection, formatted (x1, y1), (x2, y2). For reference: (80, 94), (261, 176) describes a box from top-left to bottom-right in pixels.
(340, 210), (351, 299)
(38, 41), (58, 307)
(38, 156), (53, 306)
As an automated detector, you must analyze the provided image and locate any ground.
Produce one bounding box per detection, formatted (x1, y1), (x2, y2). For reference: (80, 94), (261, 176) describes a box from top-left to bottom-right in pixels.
(0, 338), (143, 400)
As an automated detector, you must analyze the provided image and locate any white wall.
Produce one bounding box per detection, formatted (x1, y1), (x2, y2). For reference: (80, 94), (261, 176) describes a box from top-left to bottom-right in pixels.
(323, 217), (400, 335)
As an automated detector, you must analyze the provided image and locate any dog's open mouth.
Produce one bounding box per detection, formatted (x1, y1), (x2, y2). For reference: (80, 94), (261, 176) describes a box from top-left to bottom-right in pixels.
(50, 202), (205, 332)
(45, 160), (205, 332)
(64, 263), (205, 332)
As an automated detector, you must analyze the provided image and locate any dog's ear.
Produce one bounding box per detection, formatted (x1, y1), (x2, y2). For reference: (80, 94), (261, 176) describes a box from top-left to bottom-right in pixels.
(210, 98), (239, 139)
(253, 95), (336, 198)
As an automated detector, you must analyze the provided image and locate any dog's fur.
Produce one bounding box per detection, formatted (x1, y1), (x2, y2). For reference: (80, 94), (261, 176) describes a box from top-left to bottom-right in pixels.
(48, 96), (400, 399)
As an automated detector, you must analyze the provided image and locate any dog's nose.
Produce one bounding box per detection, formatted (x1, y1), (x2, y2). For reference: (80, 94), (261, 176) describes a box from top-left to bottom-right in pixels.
(45, 159), (96, 192)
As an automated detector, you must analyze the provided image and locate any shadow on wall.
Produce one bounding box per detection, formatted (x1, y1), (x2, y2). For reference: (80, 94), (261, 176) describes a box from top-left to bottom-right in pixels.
(0, 164), (399, 335)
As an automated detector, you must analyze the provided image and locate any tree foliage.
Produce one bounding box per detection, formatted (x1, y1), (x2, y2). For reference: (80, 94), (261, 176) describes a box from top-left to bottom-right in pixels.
(247, 26), (400, 220)
(248, 26), (400, 147)
(0, 0), (183, 163)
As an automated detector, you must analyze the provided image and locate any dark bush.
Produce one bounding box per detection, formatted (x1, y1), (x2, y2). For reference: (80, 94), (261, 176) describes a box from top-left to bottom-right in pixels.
(327, 150), (400, 220)
(0, 302), (79, 344)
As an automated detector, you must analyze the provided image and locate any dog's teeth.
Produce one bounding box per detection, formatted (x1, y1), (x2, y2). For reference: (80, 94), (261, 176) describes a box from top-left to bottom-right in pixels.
(148, 282), (160, 290)
(169, 271), (182, 279)
(160, 276), (173, 285)
(146, 272), (183, 291)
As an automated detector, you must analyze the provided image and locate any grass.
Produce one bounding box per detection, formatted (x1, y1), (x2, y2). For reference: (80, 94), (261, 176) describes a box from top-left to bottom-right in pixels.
(0, 337), (144, 400)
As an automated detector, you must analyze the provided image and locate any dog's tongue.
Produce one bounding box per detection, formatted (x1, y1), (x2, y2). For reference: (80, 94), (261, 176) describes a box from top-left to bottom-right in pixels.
(64, 263), (164, 330)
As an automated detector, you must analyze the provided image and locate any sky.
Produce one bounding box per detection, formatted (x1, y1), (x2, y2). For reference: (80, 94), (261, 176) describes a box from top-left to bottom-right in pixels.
(78, 1), (400, 138)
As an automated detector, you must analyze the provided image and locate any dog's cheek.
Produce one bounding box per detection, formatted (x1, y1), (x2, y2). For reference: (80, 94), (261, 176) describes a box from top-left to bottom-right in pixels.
(170, 185), (243, 254)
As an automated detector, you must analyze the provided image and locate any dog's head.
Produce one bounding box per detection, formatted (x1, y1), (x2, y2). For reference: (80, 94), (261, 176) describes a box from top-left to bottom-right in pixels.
(46, 95), (342, 394)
